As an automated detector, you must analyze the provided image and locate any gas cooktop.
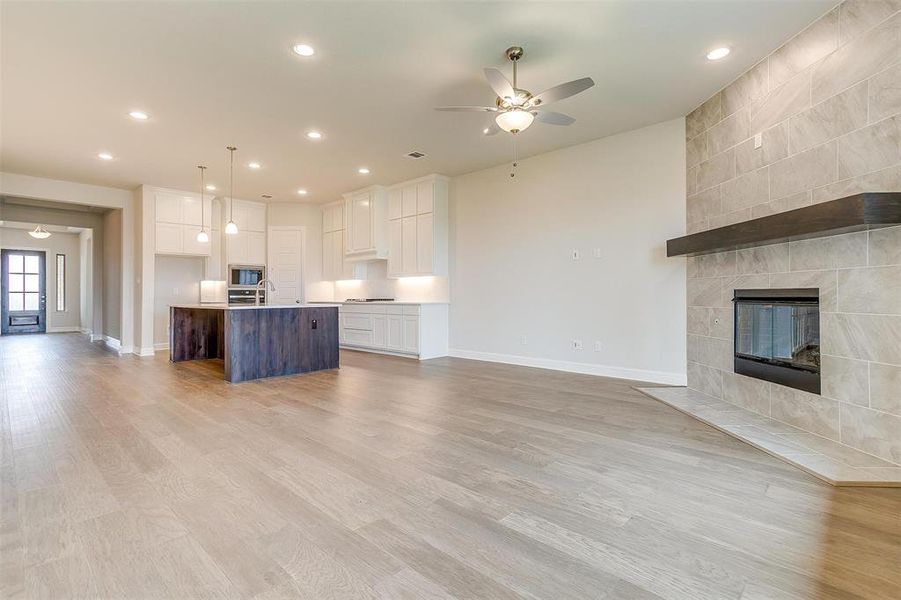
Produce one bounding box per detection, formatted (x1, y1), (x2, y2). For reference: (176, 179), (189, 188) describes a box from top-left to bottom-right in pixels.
(345, 298), (395, 303)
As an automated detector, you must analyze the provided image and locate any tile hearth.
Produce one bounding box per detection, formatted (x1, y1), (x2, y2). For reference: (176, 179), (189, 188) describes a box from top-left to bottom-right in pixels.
(637, 386), (901, 487)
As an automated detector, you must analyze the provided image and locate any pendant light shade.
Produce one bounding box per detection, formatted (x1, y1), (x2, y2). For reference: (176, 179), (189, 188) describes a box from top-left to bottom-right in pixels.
(495, 109), (534, 134)
(225, 145), (238, 235)
(28, 225), (51, 239)
(196, 165), (210, 243)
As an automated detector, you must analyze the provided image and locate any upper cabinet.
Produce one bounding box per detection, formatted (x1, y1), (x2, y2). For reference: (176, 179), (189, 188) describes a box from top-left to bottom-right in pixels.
(342, 186), (388, 261)
(386, 175), (448, 278)
(224, 199), (267, 266)
(321, 200), (355, 281)
(154, 189), (213, 256)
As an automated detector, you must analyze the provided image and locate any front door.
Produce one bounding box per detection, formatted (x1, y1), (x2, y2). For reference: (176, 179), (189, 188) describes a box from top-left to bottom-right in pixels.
(1, 249), (47, 334)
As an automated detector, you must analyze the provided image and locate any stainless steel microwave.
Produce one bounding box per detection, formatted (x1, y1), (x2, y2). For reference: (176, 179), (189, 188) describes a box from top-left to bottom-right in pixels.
(228, 264), (265, 288)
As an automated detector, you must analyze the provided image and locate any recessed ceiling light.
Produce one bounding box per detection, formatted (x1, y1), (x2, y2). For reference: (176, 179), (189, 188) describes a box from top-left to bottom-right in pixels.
(358, 167), (370, 174)
(293, 44), (315, 57)
(205, 184), (216, 191)
(128, 111), (149, 120)
(706, 47), (731, 60)
(482, 128), (490, 134)
(98, 152), (114, 161)
(306, 131), (323, 140)
(297, 189), (308, 195)
(248, 162), (261, 169)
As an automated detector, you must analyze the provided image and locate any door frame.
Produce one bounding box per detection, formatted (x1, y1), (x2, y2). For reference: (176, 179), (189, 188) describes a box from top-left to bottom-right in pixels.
(1, 247), (49, 335)
(0, 244), (54, 335)
(266, 225), (306, 305)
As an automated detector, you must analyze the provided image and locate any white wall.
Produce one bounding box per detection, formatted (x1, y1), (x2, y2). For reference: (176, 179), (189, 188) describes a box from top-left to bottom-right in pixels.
(0, 226), (81, 332)
(448, 118), (687, 384)
(153, 255), (204, 347)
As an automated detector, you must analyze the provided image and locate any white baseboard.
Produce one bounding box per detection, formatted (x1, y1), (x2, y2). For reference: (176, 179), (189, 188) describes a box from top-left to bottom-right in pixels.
(135, 346), (156, 357)
(47, 326), (81, 333)
(104, 336), (121, 351)
(80, 327), (92, 335)
(90, 333), (104, 342)
(447, 348), (687, 386)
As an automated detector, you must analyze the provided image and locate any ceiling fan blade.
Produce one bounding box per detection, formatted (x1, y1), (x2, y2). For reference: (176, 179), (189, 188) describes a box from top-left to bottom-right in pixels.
(435, 105), (498, 112)
(483, 68), (515, 99)
(533, 110), (575, 126)
(531, 77), (595, 106)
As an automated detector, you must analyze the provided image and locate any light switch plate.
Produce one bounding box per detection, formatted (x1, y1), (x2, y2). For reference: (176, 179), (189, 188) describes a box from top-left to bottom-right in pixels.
(571, 250), (581, 261)
(753, 132), (763, 149)
(593, 248), (602, 259)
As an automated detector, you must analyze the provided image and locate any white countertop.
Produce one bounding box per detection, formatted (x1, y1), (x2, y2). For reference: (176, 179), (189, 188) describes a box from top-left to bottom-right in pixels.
(171, 303), (337, 311)
(308, 301), (450, 305)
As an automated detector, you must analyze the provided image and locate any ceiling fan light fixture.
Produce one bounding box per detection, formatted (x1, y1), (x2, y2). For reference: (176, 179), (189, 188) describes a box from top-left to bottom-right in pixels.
(495, 109), (534, 134)
(29, 225), (51, 239)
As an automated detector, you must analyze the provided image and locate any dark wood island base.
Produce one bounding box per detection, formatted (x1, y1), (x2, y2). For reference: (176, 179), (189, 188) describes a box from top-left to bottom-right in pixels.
(169, 304), (339, 383)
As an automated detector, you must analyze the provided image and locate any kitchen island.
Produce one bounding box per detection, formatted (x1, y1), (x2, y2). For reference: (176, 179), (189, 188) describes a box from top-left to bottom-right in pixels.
(169, 304), (339, 383)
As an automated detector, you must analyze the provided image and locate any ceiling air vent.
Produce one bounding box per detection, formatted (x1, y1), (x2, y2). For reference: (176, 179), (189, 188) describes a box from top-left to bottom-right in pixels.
(405, 150), (427, 160)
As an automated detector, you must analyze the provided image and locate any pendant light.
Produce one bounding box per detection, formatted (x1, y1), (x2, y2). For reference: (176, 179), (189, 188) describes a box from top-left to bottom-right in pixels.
(28, 225), (51, 239)
(196, 165), (210, 243)
(224, 145), (239, 235)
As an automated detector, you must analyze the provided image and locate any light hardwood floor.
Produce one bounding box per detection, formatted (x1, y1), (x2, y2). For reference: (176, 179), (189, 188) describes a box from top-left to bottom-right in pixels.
(1, 333), (899, 599)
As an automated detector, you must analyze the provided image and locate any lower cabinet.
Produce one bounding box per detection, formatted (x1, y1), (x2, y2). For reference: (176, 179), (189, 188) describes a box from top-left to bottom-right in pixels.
(337, 303), (448, 359)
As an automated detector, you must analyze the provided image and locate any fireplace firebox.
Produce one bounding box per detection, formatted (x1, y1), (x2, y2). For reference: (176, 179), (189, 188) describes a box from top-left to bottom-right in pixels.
(733, 289), (820, 394)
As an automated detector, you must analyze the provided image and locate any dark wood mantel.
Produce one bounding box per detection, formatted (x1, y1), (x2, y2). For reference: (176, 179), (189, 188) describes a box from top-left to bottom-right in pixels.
(667, 193), (901, 257)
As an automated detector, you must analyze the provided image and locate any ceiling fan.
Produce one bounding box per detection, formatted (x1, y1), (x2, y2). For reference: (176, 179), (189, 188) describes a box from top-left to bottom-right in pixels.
(436, 46), (595, 135)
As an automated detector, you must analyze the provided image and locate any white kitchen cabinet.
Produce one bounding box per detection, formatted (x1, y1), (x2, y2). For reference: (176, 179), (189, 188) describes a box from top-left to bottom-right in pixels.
(247, 231), (266, 265)
(321, 202), (362, 281)
(155, 223), (183, 254)
(342, 186), (388, 261)
(224, 199), (266, 266)
(385, 175), (448, 278)
(336, 303), (447, 359)
(154, 189), (213, 256)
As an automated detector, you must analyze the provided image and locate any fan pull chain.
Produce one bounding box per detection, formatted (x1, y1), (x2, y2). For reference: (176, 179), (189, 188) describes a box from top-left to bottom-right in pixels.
(510, 135), (518, 178)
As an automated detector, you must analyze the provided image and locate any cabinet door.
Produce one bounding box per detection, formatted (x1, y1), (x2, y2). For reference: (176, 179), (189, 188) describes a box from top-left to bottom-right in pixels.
(372, 315), (387, 348)
(332, 204), (344, 231)
(388, 188), (403, 220)
(155, 193), (182, 224)
(416, 182), (434, 214)
(322, 206), (334, 233)
(155, 223), (183, 254)
(227, 231), (249, 264)
(339, 230), (355, 279)
(351, 195), (372, 251)
(386, 315), (404, 351)
(401, 216), (417, 275)
(401, 186), (417, 217)
(322, 231), (334, 280)
(182, 196), (204, 226)
(388, 219), (402, 277)
(416, 213), (433, 274)
(247, 204), (267, 232)
(182, 225), (211, 256)
(403, 315), (419, 353)
(248, 231), (266, 265)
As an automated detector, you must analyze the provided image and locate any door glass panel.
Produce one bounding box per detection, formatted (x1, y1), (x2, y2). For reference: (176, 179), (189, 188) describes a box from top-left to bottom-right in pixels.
(24, 293), (39, 311)
(9, 293), (24, 311)
(24, 274), (39, 292)
(24, 255), (39, 273)
(8, 274), (23, 292)
(9, 254), (23, 273)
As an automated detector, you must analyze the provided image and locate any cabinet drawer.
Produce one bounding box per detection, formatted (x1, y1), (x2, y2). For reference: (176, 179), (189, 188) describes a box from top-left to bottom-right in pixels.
(385, 305), (404, 315)
(403, 305), (421, 316)
(344, 329), (374, 346)
(342, 314), (373, 331)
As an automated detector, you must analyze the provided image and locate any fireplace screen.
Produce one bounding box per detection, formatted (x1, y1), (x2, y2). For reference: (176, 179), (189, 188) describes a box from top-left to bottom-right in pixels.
(733, 289), (820, 394)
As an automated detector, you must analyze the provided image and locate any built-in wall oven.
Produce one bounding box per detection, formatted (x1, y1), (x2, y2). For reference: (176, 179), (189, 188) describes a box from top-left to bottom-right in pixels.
(228, 264), (266, 305)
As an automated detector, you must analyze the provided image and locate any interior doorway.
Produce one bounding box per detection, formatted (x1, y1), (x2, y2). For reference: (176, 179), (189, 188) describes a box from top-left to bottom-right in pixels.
(1, 249), (47, 334)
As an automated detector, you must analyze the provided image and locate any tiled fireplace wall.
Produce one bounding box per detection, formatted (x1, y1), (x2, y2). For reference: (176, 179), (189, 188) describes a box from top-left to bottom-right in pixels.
(684, 0), (901, 464)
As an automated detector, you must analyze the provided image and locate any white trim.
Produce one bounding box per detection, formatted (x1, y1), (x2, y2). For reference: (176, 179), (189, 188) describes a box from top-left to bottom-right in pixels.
(135, 346), (156, 357)
(47, 326), (80, 333)
(448, 348), (688, 386)
(153, 342), (169, 351)
(0, 171), (131, 209)
(340, 345), (419, 360)
(90, 333), (104, 342)
(104, 336), (121, 351)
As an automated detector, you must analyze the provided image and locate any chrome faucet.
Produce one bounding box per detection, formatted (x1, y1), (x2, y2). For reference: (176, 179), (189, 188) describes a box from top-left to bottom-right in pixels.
(255, 279), (276, 306)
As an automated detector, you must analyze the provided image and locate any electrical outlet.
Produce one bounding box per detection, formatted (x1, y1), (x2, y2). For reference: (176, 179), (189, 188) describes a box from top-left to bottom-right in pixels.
(520, 335), (528, 345)
(754, 132), (763, 149)
(593, 248), (602, 259)
(572, 340), (583, 350)
(594, 341), (602, 352)
(571, 249), (581, 261)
